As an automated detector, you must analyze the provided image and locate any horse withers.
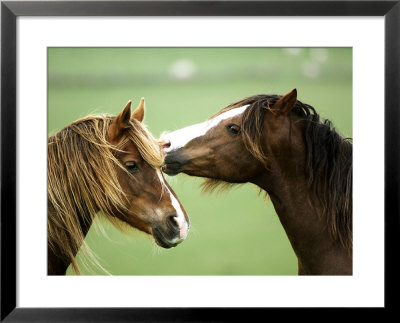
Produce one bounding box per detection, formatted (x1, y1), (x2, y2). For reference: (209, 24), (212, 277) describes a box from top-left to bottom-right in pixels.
(161, 89), (352, 275)
(48, 99), (190, 275)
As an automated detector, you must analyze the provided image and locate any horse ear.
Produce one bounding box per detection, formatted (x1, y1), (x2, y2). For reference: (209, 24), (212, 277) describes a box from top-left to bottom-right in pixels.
(273, 89), (297, 115)
(108, 100), (132, 144)
(132, 98), (145, 123)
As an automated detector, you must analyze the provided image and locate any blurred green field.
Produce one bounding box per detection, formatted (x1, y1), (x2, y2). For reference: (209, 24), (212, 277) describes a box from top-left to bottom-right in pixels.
(48, 48), (352, 275)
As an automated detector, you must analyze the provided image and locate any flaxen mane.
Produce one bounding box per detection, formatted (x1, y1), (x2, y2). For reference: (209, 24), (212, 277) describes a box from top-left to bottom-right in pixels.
(48, 114), (163, 274)
(206, 95), (352, 251)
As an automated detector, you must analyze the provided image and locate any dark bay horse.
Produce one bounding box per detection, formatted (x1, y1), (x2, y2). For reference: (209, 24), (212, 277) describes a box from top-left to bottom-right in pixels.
(48, 99), (190, 275)
(162, 89), (352, 275)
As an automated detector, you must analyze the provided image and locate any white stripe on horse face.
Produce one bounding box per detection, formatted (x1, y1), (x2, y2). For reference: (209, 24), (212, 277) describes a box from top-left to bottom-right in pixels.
(156, 170), (189, 241)
(162, 105), (249, 152)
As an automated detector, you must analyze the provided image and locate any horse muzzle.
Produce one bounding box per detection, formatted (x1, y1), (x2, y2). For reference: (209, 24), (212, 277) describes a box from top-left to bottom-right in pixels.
(163, 149), (189, 176)
(152, 214), (189, 248)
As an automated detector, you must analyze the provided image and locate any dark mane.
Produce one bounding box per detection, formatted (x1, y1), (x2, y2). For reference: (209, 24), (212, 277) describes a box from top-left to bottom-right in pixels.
(225, 94), (353, 251)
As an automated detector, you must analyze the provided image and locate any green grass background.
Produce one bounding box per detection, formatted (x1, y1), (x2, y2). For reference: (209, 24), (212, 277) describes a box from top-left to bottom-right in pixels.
(48, 48), (352, 275)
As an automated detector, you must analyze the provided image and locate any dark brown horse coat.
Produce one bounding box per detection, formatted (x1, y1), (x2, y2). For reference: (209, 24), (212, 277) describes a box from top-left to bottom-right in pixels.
(163, 89), (352, 275)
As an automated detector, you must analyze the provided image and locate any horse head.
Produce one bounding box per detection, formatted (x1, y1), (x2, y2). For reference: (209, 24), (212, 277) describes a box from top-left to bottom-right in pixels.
(108, 99), (190, 248)
(161, 89), (299, 186)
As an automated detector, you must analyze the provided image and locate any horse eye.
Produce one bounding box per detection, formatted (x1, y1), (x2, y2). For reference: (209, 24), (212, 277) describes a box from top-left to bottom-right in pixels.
(226, 123), (241, 136)
(125, 161), (139, 173)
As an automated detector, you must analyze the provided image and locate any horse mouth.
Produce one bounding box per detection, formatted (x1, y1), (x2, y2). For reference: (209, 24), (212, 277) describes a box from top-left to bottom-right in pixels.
(162, 162), (182, 176)
(152, 227), (179, 249)
(163, 151), (187, 176)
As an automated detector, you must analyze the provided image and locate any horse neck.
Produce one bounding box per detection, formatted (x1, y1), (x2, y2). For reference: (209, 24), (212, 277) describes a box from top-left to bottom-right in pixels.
(252, 156), (351, 275)
(48, 201), (94, 275)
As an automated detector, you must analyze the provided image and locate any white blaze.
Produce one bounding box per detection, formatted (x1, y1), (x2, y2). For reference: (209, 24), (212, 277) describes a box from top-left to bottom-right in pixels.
(156, 171), (189, 241)
(162, 105), (249, 153)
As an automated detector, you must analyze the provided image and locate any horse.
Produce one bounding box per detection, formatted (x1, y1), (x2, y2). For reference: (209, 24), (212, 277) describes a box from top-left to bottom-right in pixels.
(161, 89), (352, 275)
(48, 98), (190, 275)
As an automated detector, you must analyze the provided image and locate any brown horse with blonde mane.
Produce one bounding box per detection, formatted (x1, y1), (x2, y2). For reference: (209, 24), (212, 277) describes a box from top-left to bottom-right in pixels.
(48, 99), (189, 275)
(162, 89), (352, 275)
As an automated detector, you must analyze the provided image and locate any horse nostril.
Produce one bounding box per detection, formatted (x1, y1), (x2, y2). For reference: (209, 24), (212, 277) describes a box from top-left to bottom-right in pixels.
(162, 140), (171, 149)
(167, 214), (180, 232)
(161, 140), (171, 157)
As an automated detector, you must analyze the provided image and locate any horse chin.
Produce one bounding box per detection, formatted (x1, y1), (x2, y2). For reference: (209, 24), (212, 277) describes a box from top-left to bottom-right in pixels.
(162, 165), (181, 176)
(152, 227), (179, 249)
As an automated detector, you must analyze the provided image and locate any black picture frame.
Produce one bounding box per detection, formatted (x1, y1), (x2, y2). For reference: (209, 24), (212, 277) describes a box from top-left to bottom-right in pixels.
(1, 0), (399, 321)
